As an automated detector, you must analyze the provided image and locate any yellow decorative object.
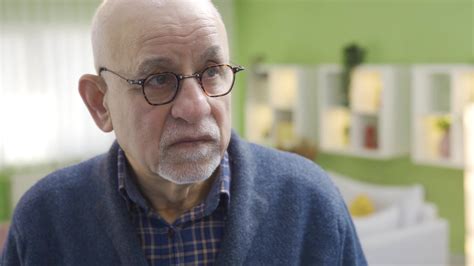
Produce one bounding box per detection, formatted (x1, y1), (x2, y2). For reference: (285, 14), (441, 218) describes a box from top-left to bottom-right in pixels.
(349, 194), (375, 217)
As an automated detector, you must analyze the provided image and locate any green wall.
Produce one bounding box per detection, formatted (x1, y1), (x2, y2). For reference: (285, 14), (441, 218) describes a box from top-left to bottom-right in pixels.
(234, 0), (471, 254)
(0, 173), (11, 222)
(236, 0), (473, 64)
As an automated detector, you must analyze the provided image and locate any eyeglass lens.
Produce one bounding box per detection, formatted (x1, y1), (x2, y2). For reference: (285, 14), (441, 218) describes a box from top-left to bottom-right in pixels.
(143, 65), (234, 105)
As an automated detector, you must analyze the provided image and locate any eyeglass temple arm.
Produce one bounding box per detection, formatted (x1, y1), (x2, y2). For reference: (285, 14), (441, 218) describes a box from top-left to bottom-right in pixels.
(98, 67), (144, 85)
(232, 65), (245, 73)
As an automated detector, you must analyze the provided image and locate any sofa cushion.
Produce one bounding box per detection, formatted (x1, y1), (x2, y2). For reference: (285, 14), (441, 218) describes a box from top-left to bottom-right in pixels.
(328, 171), (424, 227)
(353, 205), (400, 237)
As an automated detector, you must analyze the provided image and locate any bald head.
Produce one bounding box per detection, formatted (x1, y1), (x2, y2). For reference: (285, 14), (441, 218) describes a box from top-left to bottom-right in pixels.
(91, 0), (226, 73)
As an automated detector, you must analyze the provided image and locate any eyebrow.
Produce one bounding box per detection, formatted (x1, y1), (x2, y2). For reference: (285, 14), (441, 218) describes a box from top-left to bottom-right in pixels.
(135, 45), (225, 77)
(200, 45), (223, 62)
(136, 57), (173, 77)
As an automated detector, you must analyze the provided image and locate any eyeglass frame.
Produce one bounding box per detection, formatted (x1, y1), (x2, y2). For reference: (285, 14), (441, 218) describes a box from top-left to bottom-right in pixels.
(98, 64), (244, 106)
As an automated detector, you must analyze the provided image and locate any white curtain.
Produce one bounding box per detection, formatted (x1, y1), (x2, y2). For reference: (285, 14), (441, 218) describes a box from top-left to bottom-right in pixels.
(0, 0), (114, 167)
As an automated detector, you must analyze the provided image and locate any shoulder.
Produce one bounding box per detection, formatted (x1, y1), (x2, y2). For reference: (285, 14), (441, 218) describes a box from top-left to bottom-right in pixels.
(228, 134), (360, 253)
(228, 133), (340, 205)
(24, 154), (105, 200)
(16, 142), (120, 209)
(11, 152), (110, 226)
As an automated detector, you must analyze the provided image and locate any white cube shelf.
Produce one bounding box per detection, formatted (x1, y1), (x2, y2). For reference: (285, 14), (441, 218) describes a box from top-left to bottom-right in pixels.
(245, 64), (318, 149)
(412, 65), (474, 168)
(318, 64), (410, 159)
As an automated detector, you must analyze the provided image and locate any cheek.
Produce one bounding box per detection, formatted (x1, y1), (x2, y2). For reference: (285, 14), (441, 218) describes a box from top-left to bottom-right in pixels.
(129, 106), (169, 151)
(109, 101), (141, 149)
(139, 108), (169, 140)
(211, 96), (231, 146)
(108, 89), (168, 151)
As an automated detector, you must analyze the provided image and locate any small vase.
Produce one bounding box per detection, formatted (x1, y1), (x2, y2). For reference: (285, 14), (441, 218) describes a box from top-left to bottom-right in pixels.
(364, 125), (378, 150)
(439, 129), (450, 158)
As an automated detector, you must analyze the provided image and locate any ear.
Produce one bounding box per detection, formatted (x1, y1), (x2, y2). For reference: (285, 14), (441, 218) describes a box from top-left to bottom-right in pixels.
(78, 74), (113, 132)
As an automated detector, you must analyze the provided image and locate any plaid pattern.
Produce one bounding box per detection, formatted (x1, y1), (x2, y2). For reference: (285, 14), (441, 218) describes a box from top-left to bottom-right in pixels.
(117, 148), (231, 266)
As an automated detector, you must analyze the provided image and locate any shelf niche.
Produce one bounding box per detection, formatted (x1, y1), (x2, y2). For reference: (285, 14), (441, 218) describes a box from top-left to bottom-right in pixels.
(318, 64), (409, 159)
(412, 65), (474, 168)
(245, 64), (318, 152)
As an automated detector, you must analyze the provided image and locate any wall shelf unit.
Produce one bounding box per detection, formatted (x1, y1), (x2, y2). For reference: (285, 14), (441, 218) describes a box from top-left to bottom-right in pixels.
(412, 65), (474, 168)
(318, 64), (410, 159)
(245, 64), (318, 149)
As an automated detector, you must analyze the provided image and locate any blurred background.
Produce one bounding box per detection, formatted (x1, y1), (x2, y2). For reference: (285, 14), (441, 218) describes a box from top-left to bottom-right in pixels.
(0, 0), (473, 265)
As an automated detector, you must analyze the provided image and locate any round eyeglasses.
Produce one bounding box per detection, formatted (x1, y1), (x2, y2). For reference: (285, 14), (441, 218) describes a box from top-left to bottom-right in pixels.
(99, 64), (244, 106)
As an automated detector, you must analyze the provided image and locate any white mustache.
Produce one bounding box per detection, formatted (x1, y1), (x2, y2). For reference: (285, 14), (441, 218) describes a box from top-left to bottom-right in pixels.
(160, 117), (220, 147)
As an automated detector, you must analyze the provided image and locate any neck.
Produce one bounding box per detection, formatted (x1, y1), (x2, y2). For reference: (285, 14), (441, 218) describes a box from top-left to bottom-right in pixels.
(133, 168), (217, 224)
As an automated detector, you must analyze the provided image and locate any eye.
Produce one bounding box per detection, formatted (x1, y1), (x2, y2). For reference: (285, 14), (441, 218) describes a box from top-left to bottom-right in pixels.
(204, 66), (222, 79)
(146, 73), (176, 88)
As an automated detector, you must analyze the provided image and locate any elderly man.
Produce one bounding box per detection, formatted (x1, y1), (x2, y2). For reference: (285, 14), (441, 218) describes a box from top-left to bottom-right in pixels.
(1, 0), (366, 265)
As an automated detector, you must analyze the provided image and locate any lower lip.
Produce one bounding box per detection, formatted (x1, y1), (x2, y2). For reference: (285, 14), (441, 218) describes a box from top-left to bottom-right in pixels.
(170, 140), (212, 149)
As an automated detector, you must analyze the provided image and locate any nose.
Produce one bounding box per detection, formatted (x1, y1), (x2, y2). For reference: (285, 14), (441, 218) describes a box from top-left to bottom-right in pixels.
(170, 76), (211, 123)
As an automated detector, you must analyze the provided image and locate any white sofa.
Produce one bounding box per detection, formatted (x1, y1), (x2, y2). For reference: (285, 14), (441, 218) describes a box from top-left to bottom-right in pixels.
(329, 171), (449, 266)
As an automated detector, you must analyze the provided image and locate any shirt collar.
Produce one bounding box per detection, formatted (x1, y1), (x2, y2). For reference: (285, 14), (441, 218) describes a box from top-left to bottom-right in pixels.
(117, 147), (231, 215)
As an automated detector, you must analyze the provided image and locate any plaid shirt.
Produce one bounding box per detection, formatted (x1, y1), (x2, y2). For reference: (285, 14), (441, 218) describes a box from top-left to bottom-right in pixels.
(117, 148), (231, 266)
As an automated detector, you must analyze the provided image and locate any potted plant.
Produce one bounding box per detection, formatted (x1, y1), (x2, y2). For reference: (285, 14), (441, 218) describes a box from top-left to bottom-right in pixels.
(342, 43), (366, 106)
(436, 117), (451, 158)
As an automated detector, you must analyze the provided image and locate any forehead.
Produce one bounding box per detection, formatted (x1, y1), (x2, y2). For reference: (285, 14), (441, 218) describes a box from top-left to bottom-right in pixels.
(109, 0), (228, 73)
(137, 45), (224, 76)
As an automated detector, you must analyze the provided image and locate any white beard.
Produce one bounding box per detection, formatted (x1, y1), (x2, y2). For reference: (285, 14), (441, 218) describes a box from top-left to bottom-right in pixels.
(155, 117), (222, 185)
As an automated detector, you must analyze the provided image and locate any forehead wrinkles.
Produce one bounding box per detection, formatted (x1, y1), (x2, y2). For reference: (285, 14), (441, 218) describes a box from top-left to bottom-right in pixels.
(106, 2), (226, 73)
(141, 17), (219, 46)
(129, 20), (223, 73)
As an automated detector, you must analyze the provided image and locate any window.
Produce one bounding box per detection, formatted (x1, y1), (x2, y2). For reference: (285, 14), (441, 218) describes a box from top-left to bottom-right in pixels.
(0, 1), (113, 166)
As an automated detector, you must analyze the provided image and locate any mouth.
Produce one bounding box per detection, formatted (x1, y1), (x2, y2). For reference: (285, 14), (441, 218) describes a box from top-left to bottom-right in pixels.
(168, 135), (216, 148)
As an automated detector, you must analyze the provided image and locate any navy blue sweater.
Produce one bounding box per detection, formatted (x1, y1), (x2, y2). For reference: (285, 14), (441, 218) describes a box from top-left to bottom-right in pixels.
(1, 133), (366, 265)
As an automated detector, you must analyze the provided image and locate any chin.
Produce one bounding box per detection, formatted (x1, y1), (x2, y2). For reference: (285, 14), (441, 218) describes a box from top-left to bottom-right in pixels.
(156, 153), (222, 185)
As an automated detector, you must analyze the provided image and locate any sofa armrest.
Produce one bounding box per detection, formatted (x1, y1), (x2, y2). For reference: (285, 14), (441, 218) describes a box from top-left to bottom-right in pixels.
(418, 202), (438, 222)
(360, 219), (449, 266)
